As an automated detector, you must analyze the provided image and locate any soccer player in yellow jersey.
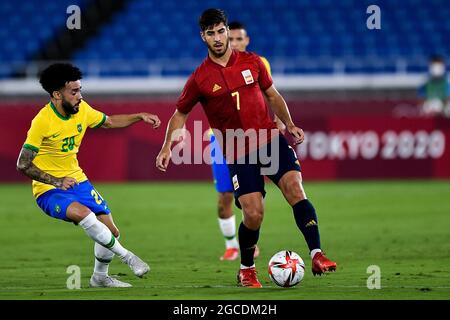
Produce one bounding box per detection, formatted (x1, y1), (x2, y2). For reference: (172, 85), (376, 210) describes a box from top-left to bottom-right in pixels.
(16, 63), (161, 288)
(211, 21), (286, 261)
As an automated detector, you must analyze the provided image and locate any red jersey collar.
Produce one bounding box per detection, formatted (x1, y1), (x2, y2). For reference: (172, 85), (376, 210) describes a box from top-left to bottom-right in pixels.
(206, 49), (238, 69)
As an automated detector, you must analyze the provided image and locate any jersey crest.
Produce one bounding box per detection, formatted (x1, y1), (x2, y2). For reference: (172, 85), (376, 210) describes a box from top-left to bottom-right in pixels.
(241, 69), (254, 85)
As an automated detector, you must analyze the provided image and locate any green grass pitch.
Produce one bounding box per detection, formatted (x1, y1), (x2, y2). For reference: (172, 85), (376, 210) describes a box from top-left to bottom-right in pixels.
(0, 180), (449, 300)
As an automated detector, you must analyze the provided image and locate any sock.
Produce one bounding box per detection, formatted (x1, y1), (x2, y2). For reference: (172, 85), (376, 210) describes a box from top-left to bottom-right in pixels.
(218, 215), (239, 249)
(93, 234), (121, 276)
(292, 199), (321, 253)
(79, 212), (128, 259)
(240, 264), (255, 269)
(238, 222), (260, 267)
(94, 242), (114, 276)
(310, 248), (322, 259)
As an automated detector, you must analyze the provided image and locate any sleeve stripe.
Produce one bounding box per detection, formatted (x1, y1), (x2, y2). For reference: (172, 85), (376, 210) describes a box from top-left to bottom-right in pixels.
(93, 113), (107, 129)
(23, 144), (39, 153)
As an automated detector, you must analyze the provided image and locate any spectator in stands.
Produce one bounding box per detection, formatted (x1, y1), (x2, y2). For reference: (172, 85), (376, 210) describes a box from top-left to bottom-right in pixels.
(419, 55), (450, 117)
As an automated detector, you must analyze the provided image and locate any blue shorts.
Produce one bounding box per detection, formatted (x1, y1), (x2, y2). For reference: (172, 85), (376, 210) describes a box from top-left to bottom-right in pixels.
(36, 180), (111, 222)
(227, 134), (301, 209)
(210, 134), (233, 193)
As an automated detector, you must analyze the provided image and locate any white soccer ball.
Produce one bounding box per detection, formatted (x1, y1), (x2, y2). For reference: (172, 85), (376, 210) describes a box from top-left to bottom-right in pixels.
(268, 250), (305, 287)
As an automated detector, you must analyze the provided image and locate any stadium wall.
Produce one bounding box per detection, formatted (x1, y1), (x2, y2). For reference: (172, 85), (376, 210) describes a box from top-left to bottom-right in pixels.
(2, 98), (449, 183)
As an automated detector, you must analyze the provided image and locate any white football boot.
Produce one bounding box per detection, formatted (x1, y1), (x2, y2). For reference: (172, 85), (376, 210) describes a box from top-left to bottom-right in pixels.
(89, 274), (132, 288)
(122, 252), (150, 278)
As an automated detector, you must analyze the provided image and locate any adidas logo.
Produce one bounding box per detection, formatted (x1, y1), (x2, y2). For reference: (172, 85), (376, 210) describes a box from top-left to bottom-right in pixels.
(305, 219), (317, 227)
(212, 83), (222, 92)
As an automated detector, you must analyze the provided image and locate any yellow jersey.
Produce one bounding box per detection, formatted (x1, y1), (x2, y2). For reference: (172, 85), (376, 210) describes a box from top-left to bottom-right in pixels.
(259, 56), (272, 76)
(23, 100), (106, 198)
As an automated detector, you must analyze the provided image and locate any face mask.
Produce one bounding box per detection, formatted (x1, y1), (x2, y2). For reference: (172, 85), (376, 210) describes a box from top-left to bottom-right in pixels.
(429, 63), (445, 77)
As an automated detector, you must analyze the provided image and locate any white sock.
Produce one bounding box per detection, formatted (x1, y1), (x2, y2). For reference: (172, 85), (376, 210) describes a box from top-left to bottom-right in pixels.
(79, 212), (128, 259)
(94, 242), (114, 276)
(310, 248), (322, 259)
(240, 264), (255, 269)
(218, 215), (239, 249)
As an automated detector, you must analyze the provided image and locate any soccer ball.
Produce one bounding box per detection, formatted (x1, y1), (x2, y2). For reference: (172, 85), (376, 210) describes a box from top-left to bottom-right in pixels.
(268, 250), (305, 287)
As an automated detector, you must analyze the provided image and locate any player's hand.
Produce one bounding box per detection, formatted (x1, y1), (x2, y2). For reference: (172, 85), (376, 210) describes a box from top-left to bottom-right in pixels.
(156, 147), (171, 172)
(140, 113), (161, 129)
(287, 125), (305, 145)
(58, 177), (78, 190)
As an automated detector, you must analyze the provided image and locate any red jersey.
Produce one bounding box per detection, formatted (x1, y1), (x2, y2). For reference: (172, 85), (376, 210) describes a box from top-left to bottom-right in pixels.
(176, 50), (277, 158)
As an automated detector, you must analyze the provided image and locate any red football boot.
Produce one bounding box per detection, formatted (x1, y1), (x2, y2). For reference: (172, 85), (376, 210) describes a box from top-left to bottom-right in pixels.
(312, 252), (337, 276)
(237, 267), (262, 288)
(220, 248), (239, 261)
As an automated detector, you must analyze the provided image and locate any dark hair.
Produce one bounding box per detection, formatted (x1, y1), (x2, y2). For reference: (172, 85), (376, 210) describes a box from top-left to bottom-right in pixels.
(199, 8), (227, 31)
(228, 21), (246, 31)
(39, 63), (83, 96)
(429, 55), (444, 63)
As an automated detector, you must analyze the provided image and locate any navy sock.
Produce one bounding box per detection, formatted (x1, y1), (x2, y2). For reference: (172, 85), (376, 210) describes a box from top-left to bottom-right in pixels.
(238, 222), (260, 267)
(292, 199), (321, 252)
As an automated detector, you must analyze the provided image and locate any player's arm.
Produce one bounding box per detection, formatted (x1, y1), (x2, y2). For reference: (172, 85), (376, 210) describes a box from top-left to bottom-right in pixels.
(102, 113), (161, 129)
(259, 57), (286, 133)
(263, 85), (304, 145)
(273, 115), (286, 134)
(16, 148), (77, 190)
(156, 71), (200, 171)
(156, 110), (189, 172)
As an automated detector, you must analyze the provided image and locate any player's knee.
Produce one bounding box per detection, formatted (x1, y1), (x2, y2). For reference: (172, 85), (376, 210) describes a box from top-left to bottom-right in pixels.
(218, 192), (234, 218)
(284, 178), (306, 203)
(242, 207), (264, 229)
(222, 192), (234, 205)
(67, 204), (91, 222)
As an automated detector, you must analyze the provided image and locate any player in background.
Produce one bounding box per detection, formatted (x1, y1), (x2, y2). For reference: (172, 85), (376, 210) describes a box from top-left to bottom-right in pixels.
(156, 9), (337, 288)
(418, 55), (450, 117)
(17, 63), (160, 288)
(211, 21), (285, 261)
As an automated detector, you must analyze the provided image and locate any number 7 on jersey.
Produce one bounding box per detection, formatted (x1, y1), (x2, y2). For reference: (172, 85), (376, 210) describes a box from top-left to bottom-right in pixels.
(231, 91), (240, 110)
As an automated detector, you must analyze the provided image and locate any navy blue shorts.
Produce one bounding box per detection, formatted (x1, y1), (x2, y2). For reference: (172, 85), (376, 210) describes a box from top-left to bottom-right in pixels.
(210, 133), (233, 193)
(227, 134), (301, 209)
(36, 180), (111, 222)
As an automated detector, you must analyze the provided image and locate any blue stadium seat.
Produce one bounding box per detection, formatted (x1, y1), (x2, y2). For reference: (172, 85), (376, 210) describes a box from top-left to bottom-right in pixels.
(0, 0), (90, 78)
(1, 0), (449, 77)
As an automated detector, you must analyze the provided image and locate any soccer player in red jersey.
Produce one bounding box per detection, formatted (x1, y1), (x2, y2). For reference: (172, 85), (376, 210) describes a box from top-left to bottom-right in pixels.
(156, 8), (336, 288)
(211, 20), (278, 262)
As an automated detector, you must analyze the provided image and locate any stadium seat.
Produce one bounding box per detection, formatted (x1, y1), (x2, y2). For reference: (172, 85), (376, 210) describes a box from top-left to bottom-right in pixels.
(1, 0), (449, 78)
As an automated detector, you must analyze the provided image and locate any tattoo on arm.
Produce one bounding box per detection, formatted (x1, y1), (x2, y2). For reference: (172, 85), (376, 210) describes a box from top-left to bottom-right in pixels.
(16, 148), (62, 187)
